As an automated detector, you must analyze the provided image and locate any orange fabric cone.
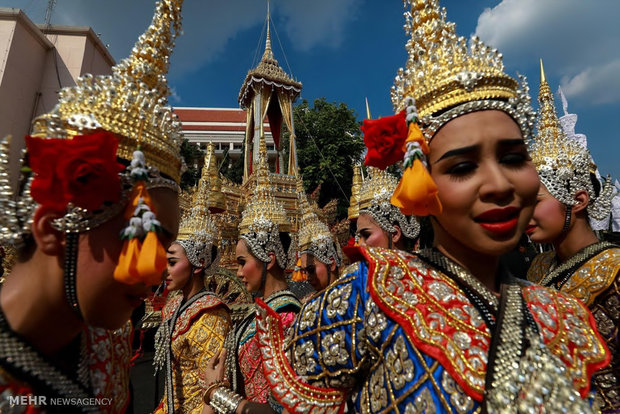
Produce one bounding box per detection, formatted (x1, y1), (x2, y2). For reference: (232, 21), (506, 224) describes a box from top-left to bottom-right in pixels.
(124, 182), (155, 219)
(136, 231), (167, 286)
(391, 159), (442, 216)
(291, 257), (306, 282)
(114, 238), (142, 284)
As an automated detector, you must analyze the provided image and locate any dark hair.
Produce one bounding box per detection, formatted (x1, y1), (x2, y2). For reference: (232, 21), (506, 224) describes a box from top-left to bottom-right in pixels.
(589, 172), (601, 198)
(417, 216), (435, 249)
(279, 232), (292, 254)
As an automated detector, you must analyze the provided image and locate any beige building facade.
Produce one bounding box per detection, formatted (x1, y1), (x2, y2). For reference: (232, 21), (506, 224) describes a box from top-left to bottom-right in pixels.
(0, 8), (114, 176)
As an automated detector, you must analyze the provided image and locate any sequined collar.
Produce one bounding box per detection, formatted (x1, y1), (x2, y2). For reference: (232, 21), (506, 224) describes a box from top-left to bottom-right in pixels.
(417, 248), (500, 330)
(0, 287), (96, 410)
(540, 241), (616, 288)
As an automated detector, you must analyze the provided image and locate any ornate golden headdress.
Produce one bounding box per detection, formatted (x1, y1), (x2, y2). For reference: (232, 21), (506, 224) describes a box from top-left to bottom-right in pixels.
(347, 164), (362, 220)
(297, 179), (342, 266)
(30, 0), (183, 183)
(175, 150), (220, 269)
(529, 60), (613, 220)
(238, 138), (290, 268)
(391, 0), (535, 141)
(202, 142), (227, 213)
(358, 167), (420, 239)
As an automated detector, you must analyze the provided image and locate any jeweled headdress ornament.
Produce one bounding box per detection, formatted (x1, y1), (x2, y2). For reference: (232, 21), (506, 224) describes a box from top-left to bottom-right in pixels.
(363, 0), (536, 217)
(238, 139), (290, 268)
(391, 0), (536, 142)
(30, 0), (183, 183)
(0, 0), (184, 316)
(529, 60), (613, 220)
(175, 150), (220, 269)
(296, 179), (342, 267)
(358, 167), (420, 239)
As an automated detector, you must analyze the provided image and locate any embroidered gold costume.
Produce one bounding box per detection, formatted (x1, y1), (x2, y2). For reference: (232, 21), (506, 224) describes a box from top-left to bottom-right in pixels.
(527, 59), (619, 413)
(154, 293), (230, 414)
(528, 245), (620, 411)
(255, 0), (610, 412)
(257, 247), (609, 413)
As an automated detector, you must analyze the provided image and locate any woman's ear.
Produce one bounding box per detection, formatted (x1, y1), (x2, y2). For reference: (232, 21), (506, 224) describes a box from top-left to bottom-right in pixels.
(329, 257), (338, 273)
(572, 190), (590, 214)
(392, 225), (403, 245)
(31, 206), (65, 256)
(266, 252), (277, 271)
(193, 265), (203, 275)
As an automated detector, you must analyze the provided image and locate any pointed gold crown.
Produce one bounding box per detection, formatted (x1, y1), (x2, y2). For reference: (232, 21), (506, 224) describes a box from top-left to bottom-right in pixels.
(392, 0), (535, 141)
(297, 179), (341, 266)
(359, 167), (420, 239)
(31, 0), (184, 183)
(239, 138), (290, 234)
(203, 142), (227, 212)
(529, 60), (613, 220)
(348, 164), (362, 220)
(176, 153), (220, 267)
(359, 167), (397, 211)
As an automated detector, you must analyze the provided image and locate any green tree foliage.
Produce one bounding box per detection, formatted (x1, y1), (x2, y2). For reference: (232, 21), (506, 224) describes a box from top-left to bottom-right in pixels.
(180, 138), (203, 190)
(284, 98), (365, 218)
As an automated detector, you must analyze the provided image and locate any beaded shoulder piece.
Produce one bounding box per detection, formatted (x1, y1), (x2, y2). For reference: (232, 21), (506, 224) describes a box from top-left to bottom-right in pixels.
(560, 247), (619, 306)
(363, 247), (492, 401)
(255, 298), (346, 414)
(522, 285), (610, 395)
(161, 292), (226, 339)
(526, 251), (555, 284)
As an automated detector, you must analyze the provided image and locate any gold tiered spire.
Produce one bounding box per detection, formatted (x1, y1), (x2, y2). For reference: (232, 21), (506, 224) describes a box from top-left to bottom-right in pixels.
(203, 143), (227, 213)
(176, 146), (220, 267)
(529, 59), (613, 220)
(239, 137), (290, 234)
(392, 0), (535, 141)
(348, 165), (362, 220)
(296, 178), (341, 266)
(31, 0), (184, 182)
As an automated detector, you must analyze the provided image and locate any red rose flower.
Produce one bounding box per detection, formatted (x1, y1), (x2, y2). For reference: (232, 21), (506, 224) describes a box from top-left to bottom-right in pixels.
(361, 111), (408, 170)
(26, 131), (125, 212)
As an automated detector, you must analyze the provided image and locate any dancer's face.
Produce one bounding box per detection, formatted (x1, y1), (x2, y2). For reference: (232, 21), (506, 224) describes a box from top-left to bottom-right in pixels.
(165, 243), (192, 292)
(428, 110), (539, 258)
(235, 239), (265, 293)
(356, 213), (390, 248)
(526, 184), (567, 243)
(300, 253), (333, 292)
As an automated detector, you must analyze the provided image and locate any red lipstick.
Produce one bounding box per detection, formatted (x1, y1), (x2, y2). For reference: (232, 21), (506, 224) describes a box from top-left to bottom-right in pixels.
(525, 224), (536, 235)
(475, 207), (520, 235)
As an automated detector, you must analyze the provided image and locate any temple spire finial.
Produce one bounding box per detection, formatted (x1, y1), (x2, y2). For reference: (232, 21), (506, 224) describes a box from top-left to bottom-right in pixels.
(263, 0), (274, 60)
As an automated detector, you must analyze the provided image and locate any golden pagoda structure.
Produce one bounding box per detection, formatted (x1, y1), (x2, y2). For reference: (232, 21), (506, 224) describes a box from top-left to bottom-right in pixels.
(181, 6), (308, 270)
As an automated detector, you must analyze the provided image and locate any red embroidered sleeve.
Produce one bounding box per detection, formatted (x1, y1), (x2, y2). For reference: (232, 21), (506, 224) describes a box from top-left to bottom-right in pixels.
(255, 299), (346, 414)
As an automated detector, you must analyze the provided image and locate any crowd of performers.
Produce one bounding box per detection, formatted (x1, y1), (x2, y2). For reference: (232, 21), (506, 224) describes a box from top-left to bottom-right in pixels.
(0, 0), (618, 413)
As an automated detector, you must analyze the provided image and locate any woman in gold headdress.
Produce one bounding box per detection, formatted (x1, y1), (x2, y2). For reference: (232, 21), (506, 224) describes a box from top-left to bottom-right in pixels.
(296, 179), (342, 292)
(0, 1), (184, 412)
(350, 166), (420, 250)
(253, 1), (610, 413)
(526, 62), (619, 413)
(202, 140), (301, 414)
(153, 154), (232, 414)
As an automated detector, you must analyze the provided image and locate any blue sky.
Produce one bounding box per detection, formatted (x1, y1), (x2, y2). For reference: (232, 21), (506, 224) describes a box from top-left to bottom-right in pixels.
(8, 0), (620, 179)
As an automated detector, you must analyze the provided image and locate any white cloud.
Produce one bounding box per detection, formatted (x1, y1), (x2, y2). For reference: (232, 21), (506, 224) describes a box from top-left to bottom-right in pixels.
(9, 0), (359, 76)
(561, 59), (620, 105)
(475, 0), (620, 105)
(277, 0), (358, 51)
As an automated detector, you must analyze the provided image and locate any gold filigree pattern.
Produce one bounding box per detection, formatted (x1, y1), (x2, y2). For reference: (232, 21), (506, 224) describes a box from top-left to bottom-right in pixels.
(404, 388), (436, 414)
(365, 247), (491, 401)
(386, 335), (416, 390)
(325, 284), (353, 319)
(441, 370), (474, 414)
(523, 286), (610, 395)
